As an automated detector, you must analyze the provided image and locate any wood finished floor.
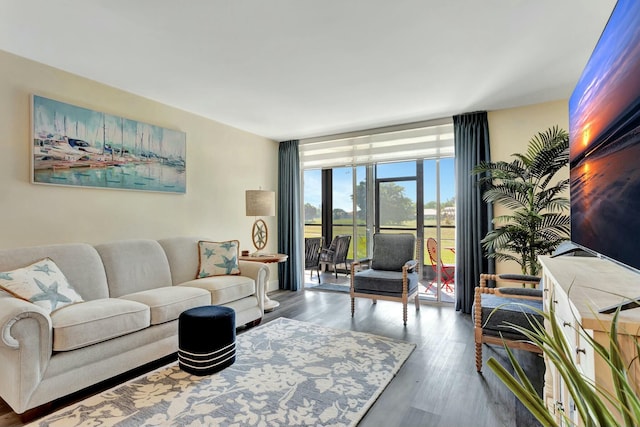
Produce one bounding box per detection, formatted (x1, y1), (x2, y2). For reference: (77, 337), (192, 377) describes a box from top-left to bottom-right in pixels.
(0, 285), (543, 427)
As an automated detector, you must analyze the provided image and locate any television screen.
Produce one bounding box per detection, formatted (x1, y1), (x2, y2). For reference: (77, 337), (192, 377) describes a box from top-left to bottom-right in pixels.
(569, 0), (640, 272)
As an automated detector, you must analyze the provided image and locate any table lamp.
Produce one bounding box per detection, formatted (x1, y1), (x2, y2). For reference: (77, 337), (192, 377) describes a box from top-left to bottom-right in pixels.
(245, 189), (275, 253)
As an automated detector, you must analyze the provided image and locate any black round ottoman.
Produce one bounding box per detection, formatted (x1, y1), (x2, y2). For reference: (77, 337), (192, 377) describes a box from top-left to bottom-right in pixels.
(178, 305), (236, 375)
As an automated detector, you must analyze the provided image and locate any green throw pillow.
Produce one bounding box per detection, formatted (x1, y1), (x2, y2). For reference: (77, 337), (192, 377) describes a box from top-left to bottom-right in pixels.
(197, 240), (241, 277)
(0, 258), (84, 313)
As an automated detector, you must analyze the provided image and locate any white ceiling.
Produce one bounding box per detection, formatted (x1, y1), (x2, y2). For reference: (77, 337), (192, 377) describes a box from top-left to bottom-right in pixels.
(0, 0), (616, 141)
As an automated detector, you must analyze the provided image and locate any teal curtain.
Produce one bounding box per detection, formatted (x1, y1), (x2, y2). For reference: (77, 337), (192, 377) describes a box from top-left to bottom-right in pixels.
(454, 112), (494, 313)
(277, 140), (302, 291)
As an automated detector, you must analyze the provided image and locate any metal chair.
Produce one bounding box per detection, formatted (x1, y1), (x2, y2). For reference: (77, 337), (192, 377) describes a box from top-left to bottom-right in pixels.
(426, 237), (455, 293)
(350, 233), (420, 325)
(318, 234), (351, 283)
(304, 236), (323, 280)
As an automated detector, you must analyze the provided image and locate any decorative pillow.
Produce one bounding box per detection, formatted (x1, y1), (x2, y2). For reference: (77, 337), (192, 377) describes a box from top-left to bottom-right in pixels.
(197, 240), (241, 278)
(0, 258), (84, 313)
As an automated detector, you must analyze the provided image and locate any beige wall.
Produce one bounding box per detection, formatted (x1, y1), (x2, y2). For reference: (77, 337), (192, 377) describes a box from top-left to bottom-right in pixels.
(487, 99), (570, 275)
(0, 50), (280, 284)
(0, 48), (573, 283)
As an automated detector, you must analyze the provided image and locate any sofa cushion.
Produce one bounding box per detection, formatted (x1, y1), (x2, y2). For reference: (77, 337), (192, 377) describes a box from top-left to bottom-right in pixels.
(354, 269), (419, 296)
(370, 234), (415, 271)
(0, 258), (84, 314)
(197, 240), (241, 277)
(95, 239), (173, 298)
(119, 286), (211, 325)
(158, 237), (202, 284)
(0, 243), (109, 300)
(475, 294), (543, 341)
(179, 275), (255, 305)
(51, 298), (150, 351)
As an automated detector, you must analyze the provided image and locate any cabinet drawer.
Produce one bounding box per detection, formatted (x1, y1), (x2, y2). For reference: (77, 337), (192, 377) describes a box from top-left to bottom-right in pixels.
(550, 285), (580, 363)
(575, 329), (595, 379)
(550, 282), (595, 379)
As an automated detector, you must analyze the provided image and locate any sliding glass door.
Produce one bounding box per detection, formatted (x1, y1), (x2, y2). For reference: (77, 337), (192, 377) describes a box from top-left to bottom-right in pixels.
(422, 158), (456, 302)
(302, 159), (455, 303)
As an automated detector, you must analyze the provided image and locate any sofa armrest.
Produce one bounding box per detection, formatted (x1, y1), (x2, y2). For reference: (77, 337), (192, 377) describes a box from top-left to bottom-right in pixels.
(0, 294), (52, 350)
(0, 294), (53, 413)
(238, 261), (269, 311)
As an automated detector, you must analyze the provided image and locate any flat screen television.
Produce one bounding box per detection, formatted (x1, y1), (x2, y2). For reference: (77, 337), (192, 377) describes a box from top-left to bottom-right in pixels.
(569, 0), (640, 282)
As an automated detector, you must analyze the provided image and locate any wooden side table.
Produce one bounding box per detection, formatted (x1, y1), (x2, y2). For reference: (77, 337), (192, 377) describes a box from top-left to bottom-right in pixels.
(239, 253), (288, 311)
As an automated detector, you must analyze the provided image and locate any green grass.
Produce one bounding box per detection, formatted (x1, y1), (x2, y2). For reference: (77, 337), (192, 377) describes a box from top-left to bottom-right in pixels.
(304, 221), (455, 264)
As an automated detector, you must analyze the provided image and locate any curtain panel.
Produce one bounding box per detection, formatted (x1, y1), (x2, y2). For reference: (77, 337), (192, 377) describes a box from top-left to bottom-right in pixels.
(453, 112), (494, 313)
(277, 140), (303, 291)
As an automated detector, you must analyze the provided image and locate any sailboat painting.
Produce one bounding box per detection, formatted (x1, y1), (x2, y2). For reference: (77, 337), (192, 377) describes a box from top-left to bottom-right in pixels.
(31, 95), (187, 194)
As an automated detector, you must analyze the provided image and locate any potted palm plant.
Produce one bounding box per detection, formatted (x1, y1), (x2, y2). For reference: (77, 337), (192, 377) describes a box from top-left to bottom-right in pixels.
(473, 126), (571, 276)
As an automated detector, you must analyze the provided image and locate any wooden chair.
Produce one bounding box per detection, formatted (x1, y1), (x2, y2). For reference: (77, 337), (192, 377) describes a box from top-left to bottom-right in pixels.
(474, 273), (543, 372)
(318, 234), (351, 283)
(304, 237), (323, 280)
(350, 233), (420, 326)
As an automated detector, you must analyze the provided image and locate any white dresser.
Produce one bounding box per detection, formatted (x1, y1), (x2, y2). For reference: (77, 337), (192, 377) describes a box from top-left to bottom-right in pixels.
(539, 255), (640, 425)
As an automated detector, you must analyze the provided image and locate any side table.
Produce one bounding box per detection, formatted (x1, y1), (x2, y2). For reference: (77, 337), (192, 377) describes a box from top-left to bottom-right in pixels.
(239, 253), (288, 312)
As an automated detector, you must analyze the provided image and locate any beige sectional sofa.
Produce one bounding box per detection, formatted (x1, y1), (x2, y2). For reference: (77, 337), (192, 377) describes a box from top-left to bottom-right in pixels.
(0, 236), (268, 414)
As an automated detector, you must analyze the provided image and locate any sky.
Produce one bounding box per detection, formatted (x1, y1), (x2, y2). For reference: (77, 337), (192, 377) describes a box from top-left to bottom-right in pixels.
(568, 0), (640, 161)
(303, 158), (455, 211)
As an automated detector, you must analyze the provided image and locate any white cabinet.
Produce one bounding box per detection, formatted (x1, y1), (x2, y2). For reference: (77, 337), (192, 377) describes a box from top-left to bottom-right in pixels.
(539, 255), (640, 426)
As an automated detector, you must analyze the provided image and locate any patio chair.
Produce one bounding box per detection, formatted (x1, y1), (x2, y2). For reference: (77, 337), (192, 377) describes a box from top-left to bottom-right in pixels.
(318, 234), (351, 283)
(304, 236), (323, 280)
(426, 237), (455, 292)
(473, 273), (543, 372)
(350, 233), (420, 326)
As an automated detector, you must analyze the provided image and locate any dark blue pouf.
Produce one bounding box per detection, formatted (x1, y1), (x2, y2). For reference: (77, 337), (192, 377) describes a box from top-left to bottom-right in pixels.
(178, 305), (236, 375)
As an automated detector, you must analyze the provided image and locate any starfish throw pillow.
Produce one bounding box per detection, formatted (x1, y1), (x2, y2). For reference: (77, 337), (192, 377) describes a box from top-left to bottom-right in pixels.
(0, 258), (84, 313)
(197, 240), (241, 277)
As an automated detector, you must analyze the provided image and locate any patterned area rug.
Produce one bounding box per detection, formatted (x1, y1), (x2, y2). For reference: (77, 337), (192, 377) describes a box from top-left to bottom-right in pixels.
(29, 318), (415, 426)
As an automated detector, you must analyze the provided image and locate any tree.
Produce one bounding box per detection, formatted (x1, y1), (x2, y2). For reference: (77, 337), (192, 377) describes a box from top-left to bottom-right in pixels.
(332, 208), (350, 220)
(379, 182), (415, 226)
(442, 196), (456, 208)
(353, 180), (415, 225)
(353, 181), (367, 220)
(304, 203), (319, 221)
(424, 200), (437, 209)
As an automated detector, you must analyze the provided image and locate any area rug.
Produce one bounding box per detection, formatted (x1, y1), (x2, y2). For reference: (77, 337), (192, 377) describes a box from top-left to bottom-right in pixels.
(29, 318), (415, 427)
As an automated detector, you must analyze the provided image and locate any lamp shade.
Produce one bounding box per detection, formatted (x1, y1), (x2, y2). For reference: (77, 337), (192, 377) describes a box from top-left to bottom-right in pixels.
(245, 190), (275, 217)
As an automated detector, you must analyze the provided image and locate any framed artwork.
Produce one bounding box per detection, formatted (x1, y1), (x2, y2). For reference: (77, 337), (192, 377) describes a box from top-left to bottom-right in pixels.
(31, 95), (186, 194)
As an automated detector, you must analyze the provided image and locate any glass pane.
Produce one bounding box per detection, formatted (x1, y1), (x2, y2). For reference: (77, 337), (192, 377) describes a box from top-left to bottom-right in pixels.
(378, 180), (416, 229)
(376, 161), (415, 178)
(422, 157), (456, 302)
(303, 169), (322, 238)
(440, 157), (456, 263)
(354, 166), (367, 260)
(423, 160), (437, 244)
(332, 167), (354, 259)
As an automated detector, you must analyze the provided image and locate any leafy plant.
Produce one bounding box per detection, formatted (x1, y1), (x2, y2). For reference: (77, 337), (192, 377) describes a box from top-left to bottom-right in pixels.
(487, 299), (640, 426)
(473, 126), (571, 276)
